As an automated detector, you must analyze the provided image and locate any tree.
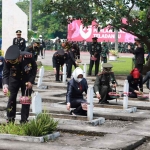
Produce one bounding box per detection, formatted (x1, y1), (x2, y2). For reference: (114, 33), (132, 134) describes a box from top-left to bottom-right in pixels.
(40, 0), (150, 49)
(39, 0), (150, 73)
(16, 0), (67, 39)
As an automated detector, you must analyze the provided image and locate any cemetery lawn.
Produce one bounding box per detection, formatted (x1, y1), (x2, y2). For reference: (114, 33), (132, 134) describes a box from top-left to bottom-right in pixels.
(42, 57), (133, 75)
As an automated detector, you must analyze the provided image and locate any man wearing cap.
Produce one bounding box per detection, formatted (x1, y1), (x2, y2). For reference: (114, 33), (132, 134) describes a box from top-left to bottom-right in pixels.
(127, 68), (143, 98)
(129, 38), (145, 73)
(88, 37), (102, 76)
(52, 49), (68, 81)
(25, 41), (40, 61)
(38, 35), (46, 59)
(13, 30), (26, 51)
(3, 45), (37, 123)
(94, 63), (117, 104)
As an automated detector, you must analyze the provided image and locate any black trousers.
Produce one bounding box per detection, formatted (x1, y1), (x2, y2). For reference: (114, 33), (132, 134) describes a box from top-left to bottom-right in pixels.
(135, 63), (143, 74)
(40, 46), (43, 56)
(7, 80), (32, 121)
(101, 57), (107, 63)
(55, 64), (63, 81)
(67, 61), (77, 78)
(70, 98), (87, 116)
(0, 78), (2, 88)
(129, 92), (137, 98)
(88, 56), (100, 76)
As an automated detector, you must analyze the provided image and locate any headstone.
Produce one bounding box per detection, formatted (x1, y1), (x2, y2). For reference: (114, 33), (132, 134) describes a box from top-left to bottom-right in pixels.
(123, 80), (129, 109)
(83, 63), (87, 78)
(87, 85), (94, 121)
(2, 0), (28, 52)
(32, 92), (42, 114)
(63, 63), (67, 83)
(37, 66), (44, 87)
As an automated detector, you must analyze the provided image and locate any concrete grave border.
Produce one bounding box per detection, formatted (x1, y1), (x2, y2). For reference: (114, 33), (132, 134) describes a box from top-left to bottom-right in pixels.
(0, 132), (60, 143)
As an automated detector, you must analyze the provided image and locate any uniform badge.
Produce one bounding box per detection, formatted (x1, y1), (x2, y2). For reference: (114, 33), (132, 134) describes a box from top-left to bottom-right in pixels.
(24, 63), (32, 72)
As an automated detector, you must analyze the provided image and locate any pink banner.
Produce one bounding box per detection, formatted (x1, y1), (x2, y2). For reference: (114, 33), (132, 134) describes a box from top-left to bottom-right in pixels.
(67, 20), (135, 43)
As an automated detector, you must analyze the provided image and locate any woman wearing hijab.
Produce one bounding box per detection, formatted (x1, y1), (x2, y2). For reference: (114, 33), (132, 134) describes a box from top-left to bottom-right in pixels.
(127, 68), (143, 98)
(66, 67), (88, 116)
(0, 56), (4, 88)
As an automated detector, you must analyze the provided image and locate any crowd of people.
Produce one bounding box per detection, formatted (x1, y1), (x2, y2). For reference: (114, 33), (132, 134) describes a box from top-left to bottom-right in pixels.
(0, 30), (150, 123)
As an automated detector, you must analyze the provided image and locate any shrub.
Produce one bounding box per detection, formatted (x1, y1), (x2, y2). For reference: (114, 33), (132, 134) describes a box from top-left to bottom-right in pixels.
(0, 113), (58, 137)
(109, 50), (118, 56)
(23, 113), (58, 136)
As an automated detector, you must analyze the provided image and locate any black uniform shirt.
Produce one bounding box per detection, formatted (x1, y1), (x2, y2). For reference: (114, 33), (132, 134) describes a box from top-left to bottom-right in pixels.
(13, 37), (26, 51)
(3, 52), (37, 86)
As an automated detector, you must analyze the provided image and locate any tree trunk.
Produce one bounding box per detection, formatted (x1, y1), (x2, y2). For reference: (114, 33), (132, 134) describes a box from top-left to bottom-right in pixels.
(141, 38), (150, 75)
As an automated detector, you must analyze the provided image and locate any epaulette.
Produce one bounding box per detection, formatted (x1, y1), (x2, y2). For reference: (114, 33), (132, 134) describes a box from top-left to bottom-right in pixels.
(24, 54), (32, 58)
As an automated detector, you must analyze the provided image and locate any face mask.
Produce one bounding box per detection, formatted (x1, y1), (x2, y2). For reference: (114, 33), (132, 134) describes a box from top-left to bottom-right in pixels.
(0, 62), (2, 65)
(76, 78), (83, 83)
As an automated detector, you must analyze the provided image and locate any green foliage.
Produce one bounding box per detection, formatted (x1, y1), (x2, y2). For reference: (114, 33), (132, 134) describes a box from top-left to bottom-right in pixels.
(40, 0), (150, 50)
(0, 113), (58, 137)
(0, 122), (25, 135)
(23, 113), (58, 136)
(16, 0), (67, 39)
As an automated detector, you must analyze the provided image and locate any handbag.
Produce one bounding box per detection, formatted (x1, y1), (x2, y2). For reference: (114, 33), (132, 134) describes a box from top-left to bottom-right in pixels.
(20, 88), (32, 104)
(90, 56), (97, 61)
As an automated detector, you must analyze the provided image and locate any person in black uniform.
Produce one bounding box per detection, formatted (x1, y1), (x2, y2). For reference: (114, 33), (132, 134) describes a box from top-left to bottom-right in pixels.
(88, 37), (102, 76)
(94, 63), (117, 104)
(143, 71), (150, 89)
(127, 68), (143, 98)
(52, 49), (68, 81)
(13, 30), (26, 51)
(66, 67), (88, 116)
(128, 38), (145, 73)
(3, 45), (37, 123)
(25, 41), (40, 61)
(67, 44), (77, 78)
(38, 35), (46, 59)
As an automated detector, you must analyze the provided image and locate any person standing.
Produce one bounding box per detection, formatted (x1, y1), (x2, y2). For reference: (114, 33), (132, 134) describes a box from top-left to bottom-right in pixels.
(101, 43), (109, 63)
(129, 38), (145, 73)
(13, 30), (26, 51)
(88, 37), (102, 76)
(3, 45), (37, 123)
(38, 35), (46, 59)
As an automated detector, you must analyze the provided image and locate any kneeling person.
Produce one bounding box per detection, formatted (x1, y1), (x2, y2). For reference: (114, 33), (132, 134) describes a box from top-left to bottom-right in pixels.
(66, 67), (88, 116)
(94, 63), (117, 104)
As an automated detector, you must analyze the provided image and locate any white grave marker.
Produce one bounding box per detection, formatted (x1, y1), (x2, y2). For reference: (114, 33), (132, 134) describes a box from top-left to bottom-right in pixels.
(123, 80), (129, 109)
(83, 63), (87, 78)
(32, 92), (42, 114)
(63, 63), (67, 83)
(87, 85), (94, 121)
(37, 66), (44, 87)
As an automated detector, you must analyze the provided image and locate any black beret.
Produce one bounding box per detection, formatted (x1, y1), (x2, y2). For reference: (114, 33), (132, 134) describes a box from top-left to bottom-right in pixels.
(16, 30), (22, 34)
(92, 37), (98, 40)
(5, 45), (20, 60)
(57, 49), (64, 55)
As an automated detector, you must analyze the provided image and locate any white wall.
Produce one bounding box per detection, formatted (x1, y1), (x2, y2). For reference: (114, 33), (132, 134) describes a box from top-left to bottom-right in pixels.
(2, 0), (28, 52)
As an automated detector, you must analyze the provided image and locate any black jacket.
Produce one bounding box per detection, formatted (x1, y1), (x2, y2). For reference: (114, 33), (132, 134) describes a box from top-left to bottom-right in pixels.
(143, 71), (150, 89)
(88, 42), (101, 57)
(52, 52), (68, 68)
(25, 45), (40, 56)
(3, 52), (37, 85)
(66, 78), (88, 103)
(13, 37), (26, 51)
(127, 74), (143, 92)
(130, 46), (145, 64)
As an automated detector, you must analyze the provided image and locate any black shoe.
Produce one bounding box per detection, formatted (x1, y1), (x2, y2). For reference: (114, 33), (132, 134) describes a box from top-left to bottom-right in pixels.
(33, 82), (37, 85)
(20, 120), (28, 124)
(6, 118), (15, 124)
(99, 100), (109, 104)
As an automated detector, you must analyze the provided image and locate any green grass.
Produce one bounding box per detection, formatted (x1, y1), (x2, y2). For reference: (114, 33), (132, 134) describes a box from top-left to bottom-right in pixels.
(40, 57), (133, 75)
